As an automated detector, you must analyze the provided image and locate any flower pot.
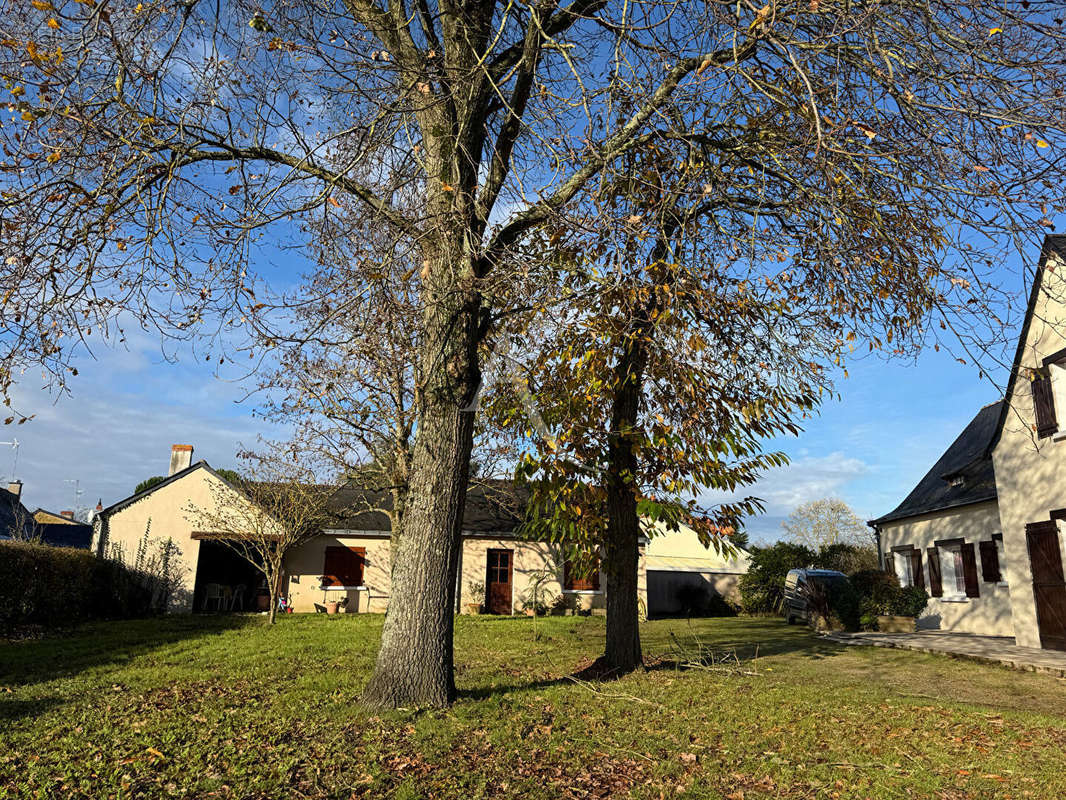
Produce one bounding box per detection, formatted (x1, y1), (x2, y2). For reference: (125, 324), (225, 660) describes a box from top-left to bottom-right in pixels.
(877, 614), (917, 633)
(325, 601), (340, 615)
(465, 602), (481, 615)
(256, 593), (270, 612)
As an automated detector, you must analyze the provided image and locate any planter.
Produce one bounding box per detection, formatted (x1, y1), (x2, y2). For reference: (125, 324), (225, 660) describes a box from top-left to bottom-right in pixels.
(325, 600), (340, 615)
(465, 602), (482, 615)
(256, 593), (270, 612)
(877, 614), (917, 633)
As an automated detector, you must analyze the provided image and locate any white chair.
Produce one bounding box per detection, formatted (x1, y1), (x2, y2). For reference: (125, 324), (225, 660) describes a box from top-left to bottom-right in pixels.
(203, 583), (223, 611)
(230, 584), (246, 612)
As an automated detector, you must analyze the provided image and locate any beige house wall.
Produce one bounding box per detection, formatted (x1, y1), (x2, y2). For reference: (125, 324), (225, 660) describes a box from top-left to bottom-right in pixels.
(878, 500), (1013, 637)
(992, 246), (1066, 647)
(93, 466), (250, 612)
(284, 532), (650, 615)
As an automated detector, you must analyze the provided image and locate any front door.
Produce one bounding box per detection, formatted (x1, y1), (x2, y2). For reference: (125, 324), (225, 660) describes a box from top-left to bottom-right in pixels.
(1026, 521), (1066, 651)
(485, 549), (513, 615)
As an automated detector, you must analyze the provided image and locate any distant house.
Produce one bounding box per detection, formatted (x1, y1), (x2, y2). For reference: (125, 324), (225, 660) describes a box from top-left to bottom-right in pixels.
(870, 234), (1066, 651)
(32, 508), (93, 550)
(0, 481), (32, 540)
(94, 445), (748, 615)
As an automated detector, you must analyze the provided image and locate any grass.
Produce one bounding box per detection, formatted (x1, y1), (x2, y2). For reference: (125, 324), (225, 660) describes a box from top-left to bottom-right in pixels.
(3, 615), (1066, 799)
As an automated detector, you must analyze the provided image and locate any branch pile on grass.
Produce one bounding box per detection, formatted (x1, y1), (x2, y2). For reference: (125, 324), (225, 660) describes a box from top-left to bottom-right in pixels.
(666, 631), (760, 677)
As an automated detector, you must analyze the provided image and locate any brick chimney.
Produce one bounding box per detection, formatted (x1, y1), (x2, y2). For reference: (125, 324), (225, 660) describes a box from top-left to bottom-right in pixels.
(60, 510), (74, 520)
(6, 480), (21, 499)
(169, 444), (194, 476)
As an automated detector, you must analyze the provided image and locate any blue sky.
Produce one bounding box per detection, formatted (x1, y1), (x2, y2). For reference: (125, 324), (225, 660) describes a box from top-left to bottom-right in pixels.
(2, 243), (1040, 539)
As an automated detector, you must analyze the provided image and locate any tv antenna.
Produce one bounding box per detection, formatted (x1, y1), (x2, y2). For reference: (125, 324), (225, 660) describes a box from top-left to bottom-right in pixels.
(64, 478), (85, 516)
(0, 439), (19, 483)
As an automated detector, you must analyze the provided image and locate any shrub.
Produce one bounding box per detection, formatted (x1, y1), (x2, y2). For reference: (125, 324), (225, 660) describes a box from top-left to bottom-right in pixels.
(0, 540), (161, 633)
(799, 575), (861, 631)
(849, 569), (929, 627)
(738, 542), (817, 613)
(895, 585), (930, 618)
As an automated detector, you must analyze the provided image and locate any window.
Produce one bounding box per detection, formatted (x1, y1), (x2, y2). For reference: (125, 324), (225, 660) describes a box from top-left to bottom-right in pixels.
(893, 551), (914, 588)
(321, 546), (365, 588)
(563, 556), (600, 592)
(939, 543), (966, 597)
(890, 547), (924, 590)
(934, 539), (979, 600)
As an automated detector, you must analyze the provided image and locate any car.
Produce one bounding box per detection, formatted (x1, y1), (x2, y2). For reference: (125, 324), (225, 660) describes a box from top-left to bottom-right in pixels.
(783, 568), (849, 625)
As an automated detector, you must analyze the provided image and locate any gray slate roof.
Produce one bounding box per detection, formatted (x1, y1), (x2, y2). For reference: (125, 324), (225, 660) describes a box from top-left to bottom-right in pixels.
(326, 478), (526, 533)
(36, 521), (93, 549)
(0, 487), (32, 540)
(870, 400), (1002, 526)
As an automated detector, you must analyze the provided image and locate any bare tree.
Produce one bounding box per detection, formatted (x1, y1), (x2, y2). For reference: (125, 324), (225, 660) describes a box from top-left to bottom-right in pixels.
(2, 0), (1065, 707)
(187, 449), (335, 624)
(783, 499), (872, 551)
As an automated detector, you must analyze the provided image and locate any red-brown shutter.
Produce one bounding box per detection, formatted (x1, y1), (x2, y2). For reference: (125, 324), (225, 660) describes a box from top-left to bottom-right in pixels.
(1032, 373), (1058, 438)
(322, 546), (365, 587)
(927, 547), (943, 597)
(910, 549), (925, 591)
(979, 540), (1001, 583)
(961, 542), (980, 598)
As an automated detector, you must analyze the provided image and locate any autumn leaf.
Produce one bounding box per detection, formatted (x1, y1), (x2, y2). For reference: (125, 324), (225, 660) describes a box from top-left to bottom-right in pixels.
(989, 27), (1003, 35)
(30, 0), (52, 9)
(1036, 139), (1050, 148)
(441, 183), (455, 192)
(327, 196), (341, 208)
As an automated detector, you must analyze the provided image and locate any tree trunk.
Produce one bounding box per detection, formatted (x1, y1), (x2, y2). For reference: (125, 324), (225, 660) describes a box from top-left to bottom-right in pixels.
(361, 275), (484, 709)
(601, 332), (648, 673)
(267, 563), (280, 625)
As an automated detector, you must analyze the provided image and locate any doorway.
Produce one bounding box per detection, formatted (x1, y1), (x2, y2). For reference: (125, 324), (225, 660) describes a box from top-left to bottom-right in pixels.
(1025, 520), (1066, 651)
(485, 548), (513, 614)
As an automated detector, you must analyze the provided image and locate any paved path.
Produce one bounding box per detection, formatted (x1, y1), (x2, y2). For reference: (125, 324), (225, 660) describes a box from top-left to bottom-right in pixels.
(825, 630), (1066, 678)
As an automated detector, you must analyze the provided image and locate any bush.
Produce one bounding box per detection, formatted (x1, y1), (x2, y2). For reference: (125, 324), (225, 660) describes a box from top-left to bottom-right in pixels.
(799, 575), (861, 631)
(738, 542), (816, 613)
(849, 569), (928, 627)
(0, 541), (161, 633)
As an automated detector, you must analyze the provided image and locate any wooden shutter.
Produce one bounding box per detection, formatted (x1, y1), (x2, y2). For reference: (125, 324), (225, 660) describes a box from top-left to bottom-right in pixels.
(961, 542), (980, 598)
(979, 540), (1002, 583)
(927, 546), (943, 597)
(322, 546), (365, 587)
(884, 552), (896, 578)
(1032, 373), (1058, 438)
(909, 549), (925, 591)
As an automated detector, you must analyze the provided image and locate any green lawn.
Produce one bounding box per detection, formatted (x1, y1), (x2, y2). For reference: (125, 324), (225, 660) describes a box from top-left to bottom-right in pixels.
(2, 615), (1065, 799)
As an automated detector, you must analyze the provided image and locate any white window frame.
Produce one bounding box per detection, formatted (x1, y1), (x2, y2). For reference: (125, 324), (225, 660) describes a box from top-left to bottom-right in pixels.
(938, 542), (968, 601)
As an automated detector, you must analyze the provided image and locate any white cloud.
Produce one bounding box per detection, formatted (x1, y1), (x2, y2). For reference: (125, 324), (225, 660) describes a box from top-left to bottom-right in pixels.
(700, 451), (870, 545)
(4, 334), (279, 514)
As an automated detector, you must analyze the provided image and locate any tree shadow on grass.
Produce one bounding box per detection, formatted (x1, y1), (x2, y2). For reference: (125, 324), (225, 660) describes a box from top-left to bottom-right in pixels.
(0, 614), (255, 690)
(0, 696), (64, 723)
(458, 624), (848, 701)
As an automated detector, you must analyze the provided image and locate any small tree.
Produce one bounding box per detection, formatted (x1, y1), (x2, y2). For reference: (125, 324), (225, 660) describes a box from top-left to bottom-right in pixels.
(783, 499), (872, 551)
(133, 476), (166, 496)
(188, 449), (335, 624)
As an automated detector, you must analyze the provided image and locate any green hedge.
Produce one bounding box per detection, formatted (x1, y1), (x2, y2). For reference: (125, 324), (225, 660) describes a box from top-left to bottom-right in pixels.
(0, 541), (156, 631)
